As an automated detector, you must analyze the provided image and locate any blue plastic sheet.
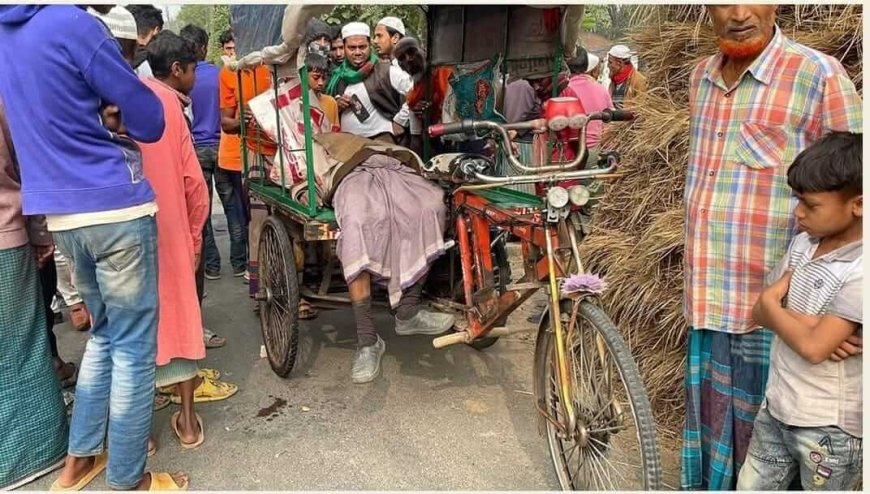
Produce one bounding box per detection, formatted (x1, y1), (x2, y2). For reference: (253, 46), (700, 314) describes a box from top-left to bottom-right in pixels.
(230, 5), (286, 57)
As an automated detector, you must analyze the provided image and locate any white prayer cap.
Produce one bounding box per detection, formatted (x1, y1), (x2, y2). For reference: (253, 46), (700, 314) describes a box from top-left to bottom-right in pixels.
(586, 53), (600, 73)
(342, 22), (371, 39)
(88, 6), (138, 41)
(377, 16), (406, 36)
(608, 44), (632, 60)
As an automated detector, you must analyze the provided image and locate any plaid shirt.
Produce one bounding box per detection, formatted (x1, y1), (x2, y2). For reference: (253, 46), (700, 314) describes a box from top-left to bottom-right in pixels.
(684, 27), (863, 334)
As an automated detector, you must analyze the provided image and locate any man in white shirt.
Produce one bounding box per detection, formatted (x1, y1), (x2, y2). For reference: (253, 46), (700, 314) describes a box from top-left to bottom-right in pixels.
(374, 16), (413, 145)
(326, 22), (412, 143)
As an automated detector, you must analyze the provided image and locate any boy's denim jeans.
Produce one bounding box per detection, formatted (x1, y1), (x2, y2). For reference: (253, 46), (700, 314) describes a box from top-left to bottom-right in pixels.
(53, 215), (159, 489)
(737, 406), (862, 491)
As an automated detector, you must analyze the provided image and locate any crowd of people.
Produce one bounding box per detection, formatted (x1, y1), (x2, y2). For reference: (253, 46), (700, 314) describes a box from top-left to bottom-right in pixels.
(0, 4), (862, 492)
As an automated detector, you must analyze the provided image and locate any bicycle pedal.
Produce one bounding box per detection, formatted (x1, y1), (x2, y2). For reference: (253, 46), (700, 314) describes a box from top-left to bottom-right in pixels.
(443, 240), (456, 250)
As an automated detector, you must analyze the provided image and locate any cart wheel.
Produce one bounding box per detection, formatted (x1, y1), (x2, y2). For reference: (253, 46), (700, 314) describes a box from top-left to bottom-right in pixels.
(257, 216), (300, 377)
(534, 299), (661, 491)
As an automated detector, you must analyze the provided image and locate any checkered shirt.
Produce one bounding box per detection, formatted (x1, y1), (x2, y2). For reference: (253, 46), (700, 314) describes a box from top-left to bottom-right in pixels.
(684, 26), (863, 334)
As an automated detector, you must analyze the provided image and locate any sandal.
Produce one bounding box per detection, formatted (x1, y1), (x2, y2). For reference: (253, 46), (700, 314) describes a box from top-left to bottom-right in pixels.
(68, 303), (91, 332)
(154, 393), (171, 411)
(203, 328), (226, 349)
(299, 299), (319, 320)
(169, 376), (238, 404)
(170, 411), (205, 449)
(49, 452), (107, 491)
(147, 472), (189, 491)
(157, 369), (221, 395)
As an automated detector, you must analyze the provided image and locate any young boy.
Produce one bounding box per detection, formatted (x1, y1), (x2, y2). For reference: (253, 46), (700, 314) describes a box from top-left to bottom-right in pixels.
(139, 31), (237, 478)
(738, 131), (863, 491)
(306, 51), (340, 130)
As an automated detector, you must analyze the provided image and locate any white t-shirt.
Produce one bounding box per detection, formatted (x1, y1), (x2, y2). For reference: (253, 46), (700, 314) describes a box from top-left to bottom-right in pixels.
(339, 64), (411, 138)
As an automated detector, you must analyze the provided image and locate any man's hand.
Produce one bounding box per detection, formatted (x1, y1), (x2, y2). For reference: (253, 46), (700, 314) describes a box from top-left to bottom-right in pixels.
(336, 96), (351, 113)
(33, 244), (53, 270)
(100, 105), (126, 134)
(392, 122), (406, 136)
(194, 252), (201, 272)
(831, 333), (863, 361)
(411, 100), (430, 116)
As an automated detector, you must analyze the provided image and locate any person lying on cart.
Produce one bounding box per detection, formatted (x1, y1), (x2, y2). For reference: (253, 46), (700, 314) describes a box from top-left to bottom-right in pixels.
(299, 132), (457, 384)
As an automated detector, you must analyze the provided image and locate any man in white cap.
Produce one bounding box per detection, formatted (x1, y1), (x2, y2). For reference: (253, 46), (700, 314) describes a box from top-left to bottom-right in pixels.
(607, 44), (647, 109)
(88, 5), (139, 64)
(374, 16), (405, 60)
(374, 16), (413, 143)
(325, 22), (412, 143)
(586, 52), (602, 81)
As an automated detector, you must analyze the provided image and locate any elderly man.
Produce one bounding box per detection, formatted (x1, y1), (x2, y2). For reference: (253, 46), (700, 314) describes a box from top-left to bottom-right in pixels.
(681, 5), (863, 490)
(607, 44), (646, 109)
(326, 22), (412, 143)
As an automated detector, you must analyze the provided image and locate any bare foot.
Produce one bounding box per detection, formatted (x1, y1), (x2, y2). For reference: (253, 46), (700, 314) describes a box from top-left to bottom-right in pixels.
(56, 454), (96, 488)
(135, 472), (189, 490)
(148, 437), (157, 456)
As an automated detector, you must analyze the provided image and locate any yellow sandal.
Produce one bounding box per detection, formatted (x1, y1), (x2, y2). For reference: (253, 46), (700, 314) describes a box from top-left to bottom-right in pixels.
(148, 472), (189, 491)
(169, 376), (238, 404)
(157, 368), (221, 395)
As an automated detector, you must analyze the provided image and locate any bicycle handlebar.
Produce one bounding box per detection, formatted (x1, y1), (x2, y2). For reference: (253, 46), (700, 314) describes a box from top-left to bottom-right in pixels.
(428, 110), (634, 175)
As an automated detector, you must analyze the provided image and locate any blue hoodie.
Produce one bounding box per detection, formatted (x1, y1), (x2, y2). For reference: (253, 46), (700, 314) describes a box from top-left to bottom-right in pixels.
(0, 5), (165, 215)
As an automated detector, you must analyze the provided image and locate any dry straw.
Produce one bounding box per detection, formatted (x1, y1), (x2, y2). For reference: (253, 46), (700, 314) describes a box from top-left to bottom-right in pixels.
(581, 4), (863, 437)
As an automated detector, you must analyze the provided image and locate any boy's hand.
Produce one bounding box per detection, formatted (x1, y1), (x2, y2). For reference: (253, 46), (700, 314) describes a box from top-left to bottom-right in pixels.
(762, 270), (792, 305)
(830, 333), (863, 361)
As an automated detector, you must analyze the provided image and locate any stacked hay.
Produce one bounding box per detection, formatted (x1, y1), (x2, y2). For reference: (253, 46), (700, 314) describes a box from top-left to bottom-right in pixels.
(580, 5), (863, 437)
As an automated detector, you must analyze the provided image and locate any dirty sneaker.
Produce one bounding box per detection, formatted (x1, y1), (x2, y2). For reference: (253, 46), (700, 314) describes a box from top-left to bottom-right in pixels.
(351, 336), (386, 384)
(395, 309), (456, 336)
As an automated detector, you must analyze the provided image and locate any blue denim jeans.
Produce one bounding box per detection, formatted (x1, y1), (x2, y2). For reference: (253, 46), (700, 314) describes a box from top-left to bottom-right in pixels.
(214, 166), (248, 271)
(196, 146), (219, 273)
(53, 215), (159, 489)
(737, 406), (863, 491)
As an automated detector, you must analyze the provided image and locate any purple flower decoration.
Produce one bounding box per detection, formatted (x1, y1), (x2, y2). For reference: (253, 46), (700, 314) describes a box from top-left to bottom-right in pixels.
(561, 274), (608, 296)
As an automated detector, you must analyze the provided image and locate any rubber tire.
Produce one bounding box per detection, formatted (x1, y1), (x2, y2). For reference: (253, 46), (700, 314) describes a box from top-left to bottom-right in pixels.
(258, 216), (301, 378)
(533, 300), (661, 490)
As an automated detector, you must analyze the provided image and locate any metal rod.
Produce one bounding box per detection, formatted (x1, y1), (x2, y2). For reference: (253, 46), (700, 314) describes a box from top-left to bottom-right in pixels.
(271, 66), (286, 197)
(469, 161), (616, 185)
(471, 120), (589, 173)
(544, 221), (577, 437)
(237, 69), (250, 180)
(300, 65), (317, 217)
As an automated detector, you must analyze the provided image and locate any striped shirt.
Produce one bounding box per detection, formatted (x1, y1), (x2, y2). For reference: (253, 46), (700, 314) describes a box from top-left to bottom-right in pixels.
(684, 27), (863, 334)
(764, 233), (862, 437)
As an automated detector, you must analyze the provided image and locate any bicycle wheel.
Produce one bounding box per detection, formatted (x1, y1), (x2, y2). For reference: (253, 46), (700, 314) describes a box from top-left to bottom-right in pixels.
(534, 299), (661, 490)
(257, 216), (300, 377)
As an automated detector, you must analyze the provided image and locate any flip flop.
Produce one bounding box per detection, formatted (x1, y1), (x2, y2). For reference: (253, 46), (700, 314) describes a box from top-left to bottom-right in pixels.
(49, 452), (108, 491)
(169, 376), (238, 404)
(157, 369), (221, 395)
(154, 393), (171, 411)
(171, 411), (205, 449)
(148, 472), (189, 491)
(298, 300), (319, 320)
(204, 328), (227, 349)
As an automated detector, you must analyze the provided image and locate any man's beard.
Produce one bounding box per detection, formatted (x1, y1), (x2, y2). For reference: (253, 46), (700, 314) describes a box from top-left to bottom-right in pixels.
(718, 34), (769, 60)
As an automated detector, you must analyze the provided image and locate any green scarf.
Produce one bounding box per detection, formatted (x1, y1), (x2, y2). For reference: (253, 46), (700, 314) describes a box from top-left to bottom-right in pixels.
(326, 52), (379, 96)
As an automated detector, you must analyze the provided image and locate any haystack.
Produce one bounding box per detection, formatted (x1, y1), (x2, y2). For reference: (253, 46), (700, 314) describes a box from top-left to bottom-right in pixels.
(580, 5), (863, 437)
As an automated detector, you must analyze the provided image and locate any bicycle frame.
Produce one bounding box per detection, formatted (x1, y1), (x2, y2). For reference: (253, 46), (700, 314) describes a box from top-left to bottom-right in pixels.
(429, 111), (632, 446)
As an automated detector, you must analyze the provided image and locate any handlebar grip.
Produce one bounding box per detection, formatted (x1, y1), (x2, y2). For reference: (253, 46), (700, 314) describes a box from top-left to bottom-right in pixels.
(607, 109), (635, 122)
(428, 120), (473, 138)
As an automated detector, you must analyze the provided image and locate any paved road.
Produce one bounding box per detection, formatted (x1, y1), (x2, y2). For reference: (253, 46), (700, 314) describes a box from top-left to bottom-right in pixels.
(31, 211), (568, 490)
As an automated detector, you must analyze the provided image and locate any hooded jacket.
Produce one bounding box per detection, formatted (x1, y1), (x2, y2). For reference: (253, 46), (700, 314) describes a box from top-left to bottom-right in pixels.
(0, 5), (165, 215)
